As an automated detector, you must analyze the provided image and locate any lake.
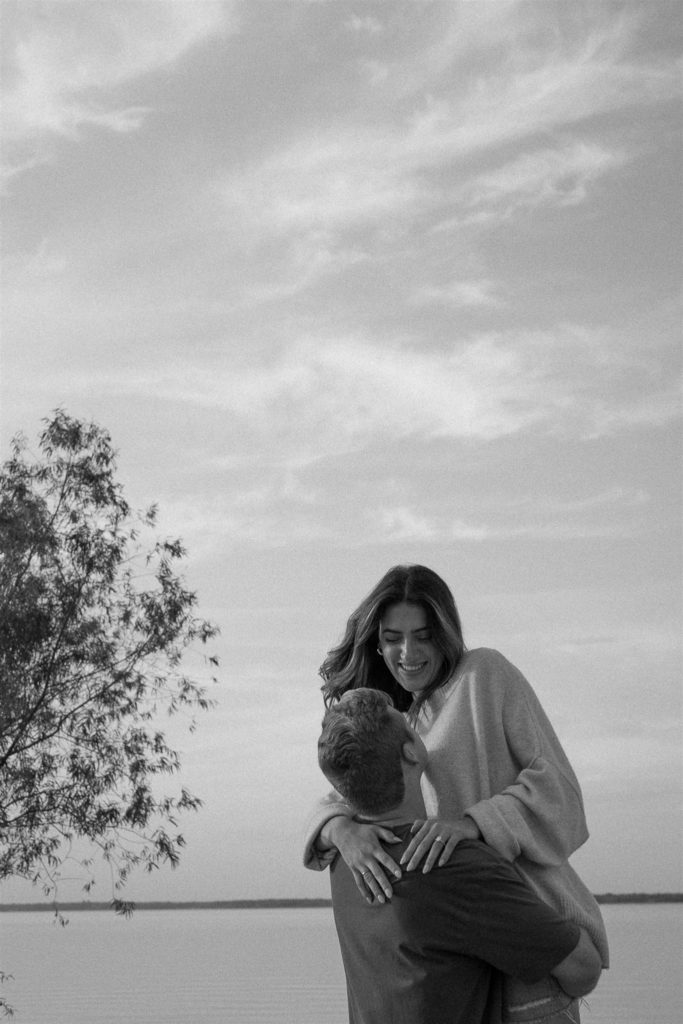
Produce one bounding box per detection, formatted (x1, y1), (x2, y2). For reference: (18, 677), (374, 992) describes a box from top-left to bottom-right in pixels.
(1, 903), (679, 1023)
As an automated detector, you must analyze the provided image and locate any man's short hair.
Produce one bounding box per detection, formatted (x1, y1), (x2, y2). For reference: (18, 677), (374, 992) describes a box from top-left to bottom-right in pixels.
(317, 688), (411, 815)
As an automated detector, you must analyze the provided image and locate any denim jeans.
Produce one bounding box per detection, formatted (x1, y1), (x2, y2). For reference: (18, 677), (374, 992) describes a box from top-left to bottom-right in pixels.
(502, 975), (580, 1023)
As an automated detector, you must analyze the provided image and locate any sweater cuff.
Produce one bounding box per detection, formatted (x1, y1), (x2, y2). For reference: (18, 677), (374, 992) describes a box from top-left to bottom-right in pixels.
(464, 799), (523, 862)
(302, 806), (353, 871)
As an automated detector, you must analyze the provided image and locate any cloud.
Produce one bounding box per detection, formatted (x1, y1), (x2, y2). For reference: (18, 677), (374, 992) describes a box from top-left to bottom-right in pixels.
(215, 7), (677, 277)
(373, 507), (438, 544)
(44, 325), (679, 460)
(153, 497), (334, 559)
(346, 15), (384, 36)
(383, 2), (668, 116)
(149, 479), (657, 555)
(411, 279), (503, 309)
(453, 141), (627, 226)
(380, 0), (522, 99)
(241, 236), (371, 305)
(220, 130), (620, 259)
(2, 2), (232, 178)
(510, 488), (652, 516)
(219, 129), (424, 238)
(362, 487), (654, 546)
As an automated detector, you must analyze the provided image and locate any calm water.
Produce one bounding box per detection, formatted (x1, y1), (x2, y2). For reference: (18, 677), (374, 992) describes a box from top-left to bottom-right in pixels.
(1, 904), (680, 1023)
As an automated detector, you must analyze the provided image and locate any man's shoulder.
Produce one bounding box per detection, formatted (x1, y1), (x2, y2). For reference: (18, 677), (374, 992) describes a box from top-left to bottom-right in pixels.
(448, 837), (503, 864)
(370, 826), (508, 874)
(387, 837), (514, 896)
(412, 838), (507, 878)
(330, 831), (520, 907)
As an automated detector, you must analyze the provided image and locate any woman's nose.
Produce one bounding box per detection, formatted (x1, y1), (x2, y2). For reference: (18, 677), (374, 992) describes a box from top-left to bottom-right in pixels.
(401, 637), (415, 658)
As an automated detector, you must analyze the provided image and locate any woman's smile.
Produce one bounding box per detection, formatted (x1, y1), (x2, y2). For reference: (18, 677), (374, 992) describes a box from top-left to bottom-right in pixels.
(399, 660), (428, 673)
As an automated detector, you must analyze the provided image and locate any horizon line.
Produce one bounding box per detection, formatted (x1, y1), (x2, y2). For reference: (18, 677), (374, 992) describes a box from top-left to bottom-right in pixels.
(2, 893), (682, 912)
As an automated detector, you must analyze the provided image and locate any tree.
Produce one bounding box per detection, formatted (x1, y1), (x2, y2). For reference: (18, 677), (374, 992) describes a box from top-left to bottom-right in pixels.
(0, 410), (219, 915)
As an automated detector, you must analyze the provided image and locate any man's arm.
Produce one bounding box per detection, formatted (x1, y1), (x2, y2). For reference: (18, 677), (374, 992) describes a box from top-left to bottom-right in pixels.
(408, 841), (603, 990)
(550, 927), (602, 997)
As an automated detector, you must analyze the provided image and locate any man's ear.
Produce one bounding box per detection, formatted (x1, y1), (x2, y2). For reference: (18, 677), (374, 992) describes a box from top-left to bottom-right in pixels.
(401, 739), (421, 766)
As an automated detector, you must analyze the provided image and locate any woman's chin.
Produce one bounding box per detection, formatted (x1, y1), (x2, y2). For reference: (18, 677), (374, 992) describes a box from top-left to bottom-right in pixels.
(396, 669), (432, 694)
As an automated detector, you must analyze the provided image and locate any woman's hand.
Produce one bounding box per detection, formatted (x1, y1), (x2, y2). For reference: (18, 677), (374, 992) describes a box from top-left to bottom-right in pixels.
(323, 816), (403, 904)
(400, 817), (480, 873)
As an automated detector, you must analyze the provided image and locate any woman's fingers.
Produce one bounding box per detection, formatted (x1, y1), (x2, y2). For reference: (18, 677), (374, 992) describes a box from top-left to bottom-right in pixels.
(362, 827), (403, 894)
(355, 862), (393, 903)
(376, 827), (404, 845)
(374, 842), (403, 877)
(354, 868), (377, 903)
(421, 834), (447, 873)
(400, 818), (472, 873)
(437, 835), (459, 868)
(400, 822), (431, 869)
(339, 821), (403, 902)
(401, 822), (458, 872)
(403, 838), (433, 872)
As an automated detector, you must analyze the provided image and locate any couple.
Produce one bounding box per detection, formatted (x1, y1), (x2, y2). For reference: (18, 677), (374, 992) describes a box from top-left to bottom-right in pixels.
(303, 565), (609, 1024)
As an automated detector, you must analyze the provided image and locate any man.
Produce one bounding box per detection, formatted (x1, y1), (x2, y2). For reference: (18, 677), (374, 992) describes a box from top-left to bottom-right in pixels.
(317, 688), (601, 1024)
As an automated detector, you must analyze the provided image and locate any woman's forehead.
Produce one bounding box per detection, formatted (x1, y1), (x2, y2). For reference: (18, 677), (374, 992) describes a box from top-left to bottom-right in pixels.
(380, 601), (429, 630)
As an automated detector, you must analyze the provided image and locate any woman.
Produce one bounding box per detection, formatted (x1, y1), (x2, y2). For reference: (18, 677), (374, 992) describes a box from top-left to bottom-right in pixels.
(303, 565), (608, 1023)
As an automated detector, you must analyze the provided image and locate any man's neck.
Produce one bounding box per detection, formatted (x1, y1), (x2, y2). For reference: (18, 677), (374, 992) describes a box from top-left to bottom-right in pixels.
(358, 769), (426, 825)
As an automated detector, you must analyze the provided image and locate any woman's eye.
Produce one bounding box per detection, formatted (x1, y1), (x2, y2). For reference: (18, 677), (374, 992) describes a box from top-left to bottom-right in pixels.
(382, 633), (431, 643)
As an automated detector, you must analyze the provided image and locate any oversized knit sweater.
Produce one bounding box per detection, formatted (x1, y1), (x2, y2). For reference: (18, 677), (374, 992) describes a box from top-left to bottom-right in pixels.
(303, 647), (609, 966)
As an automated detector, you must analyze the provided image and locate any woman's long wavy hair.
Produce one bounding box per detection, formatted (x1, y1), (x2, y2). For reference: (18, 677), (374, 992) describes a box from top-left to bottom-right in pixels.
(319, 565), (466, 719)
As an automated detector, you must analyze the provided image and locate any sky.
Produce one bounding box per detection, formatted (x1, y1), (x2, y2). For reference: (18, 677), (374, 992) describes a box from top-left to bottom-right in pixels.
(1, 1), (681, 904)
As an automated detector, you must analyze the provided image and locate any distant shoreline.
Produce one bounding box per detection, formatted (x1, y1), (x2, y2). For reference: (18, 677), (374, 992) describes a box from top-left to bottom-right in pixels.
(1, 894), (681, 912)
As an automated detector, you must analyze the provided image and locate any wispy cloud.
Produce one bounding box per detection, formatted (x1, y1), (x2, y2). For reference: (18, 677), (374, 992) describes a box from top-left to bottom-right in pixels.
(2, 2), (232, 177)
(215, 6), (677, 284)
(411, 279), (503, 308)
(452, 141), (626, 226)
(345, 14), (384, 36)
(385, 2), (668, 114)
(151, 482), (656, 555)
(153, 490), (333, 558)
(373, 507), (439, 544)
(40, 326), (679, 457)
(219, 129), (423, 238)
(363, 487), (654, 547)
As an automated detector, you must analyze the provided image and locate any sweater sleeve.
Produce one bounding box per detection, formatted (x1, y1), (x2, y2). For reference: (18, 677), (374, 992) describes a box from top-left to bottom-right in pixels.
(302, 789), (354, 871)
(462, 651), (589, 866)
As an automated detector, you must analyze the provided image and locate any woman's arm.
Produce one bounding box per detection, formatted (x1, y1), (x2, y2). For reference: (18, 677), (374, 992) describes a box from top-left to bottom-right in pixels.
(302, 790), (353, 871)
(302, 792), (402, 901)
(403, 650), (590, 870)
(464, 652), (589, 865)
(465, 754), (589, 865)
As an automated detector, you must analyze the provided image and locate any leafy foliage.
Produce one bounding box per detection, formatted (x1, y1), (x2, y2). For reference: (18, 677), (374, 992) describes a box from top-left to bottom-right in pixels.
(0, 411), (219, 907)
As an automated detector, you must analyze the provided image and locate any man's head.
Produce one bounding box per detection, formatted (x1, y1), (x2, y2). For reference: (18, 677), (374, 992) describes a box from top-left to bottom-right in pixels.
(317, 687), (427, 816)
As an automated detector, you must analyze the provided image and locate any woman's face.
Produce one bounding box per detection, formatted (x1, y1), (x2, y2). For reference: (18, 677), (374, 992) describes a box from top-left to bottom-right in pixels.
(378, 601), (444, 695)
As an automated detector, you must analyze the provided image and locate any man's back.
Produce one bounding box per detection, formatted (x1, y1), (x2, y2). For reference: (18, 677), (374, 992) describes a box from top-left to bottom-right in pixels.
(330, 829), (580, 1024)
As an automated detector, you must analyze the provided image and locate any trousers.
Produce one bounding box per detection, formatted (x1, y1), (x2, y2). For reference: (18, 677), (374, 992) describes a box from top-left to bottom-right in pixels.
(502, 975), (580, 1024)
